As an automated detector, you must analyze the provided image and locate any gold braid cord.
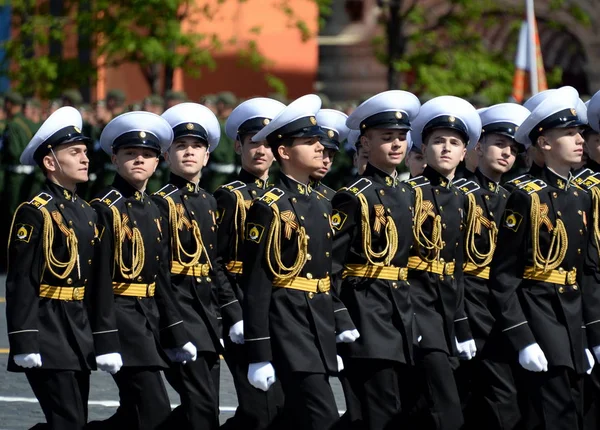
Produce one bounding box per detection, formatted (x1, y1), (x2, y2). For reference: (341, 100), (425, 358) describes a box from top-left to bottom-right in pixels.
(111, 206), (145, 279)
(266, 204), (308, 280)
(232, 189), (247, 263)
(166, 197), (211, 270)
(413, 187), (444, 262)
(591, 187), (600, 258)
(357, 194), (398, 266)
(465, 193), (498, 267)
(530, 193), (568, 272)
(41, 208), (79, 279)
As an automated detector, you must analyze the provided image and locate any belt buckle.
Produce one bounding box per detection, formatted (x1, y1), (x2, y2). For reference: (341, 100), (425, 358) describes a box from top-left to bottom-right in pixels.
(567, 269), (576, 285)
(317, 279), (325, 293)
(147, 284), (156, 297)
(444, 262), (453, 276)
(71, 287), (83, 300)
(201, 265), (210, 277)
(398, 267), (407, 281)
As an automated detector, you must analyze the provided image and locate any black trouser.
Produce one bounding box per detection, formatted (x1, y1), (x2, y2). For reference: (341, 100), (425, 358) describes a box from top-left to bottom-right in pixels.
(26, 369), (90, 430)
(410, 349), (463, 430)
(163, 353), (220, 430)
(518, 366), (583, 430)
(456, 357), (521, 430)
(584, 366), (600, 430)
(221, 340), (284, 429)
(279, 371), (339, 430)
(341, 358), (414, 429)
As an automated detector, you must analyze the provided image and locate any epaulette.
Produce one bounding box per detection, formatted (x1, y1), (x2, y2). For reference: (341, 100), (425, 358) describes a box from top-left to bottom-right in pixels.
(452, 178), (468, 188)
(505, 174), (534, 188)
(220, 180), (247, 192)
(153, 184), (179, 198)
(259, 188), (285, 207)
(28, 192), (53, 210)
(404, 176), (430, 188)
(345, 178), (372, 196)
(456, 180), (481, 195)
(518, 179), (547, 195)
(572, 168), (600, 191)
(96, 190), (123, 208)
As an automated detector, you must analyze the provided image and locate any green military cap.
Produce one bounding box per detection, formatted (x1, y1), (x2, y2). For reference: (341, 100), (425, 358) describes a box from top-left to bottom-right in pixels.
(316, 92), (331, 109)
(80, 103), (91, 112)
(26, 97), (41, 108)
(147, 94), (164, 105)
(62, 89), (83, 105)
(217, 91), (237, 106)
(95, 99), (106, 108)
(4, 91), (24, 105)
(199, 94), (217, 104)
(107, 89), (126, 102)
(165, 90), (187, 101)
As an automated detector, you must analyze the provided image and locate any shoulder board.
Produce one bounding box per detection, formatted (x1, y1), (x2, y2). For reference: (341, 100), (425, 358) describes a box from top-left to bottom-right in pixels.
(452, 178), (468, 188)
(572, 168), (600, 191)
(505, 174), (534, 187)
(404, 176), (430, 189)
(456, 180), (481, 195)
(96, 190), (123, 208)
(259, 188), (285, 207)
(518, 179), (547, 195)
(220, 180), (247, 192)
(153, 184), (179, 198)
(28, 192), (53, 210)
(345, 178), (372, 196)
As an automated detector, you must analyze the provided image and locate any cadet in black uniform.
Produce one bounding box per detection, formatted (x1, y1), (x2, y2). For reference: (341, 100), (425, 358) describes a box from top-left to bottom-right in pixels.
(154, 102), (243, 429)
(332, 90), (421, 429)
(242, 94), (357, 430)
(7, 107), (122, 429)
(406, 96), (481, 430)
(89, 112), (194, 430)
(489, 86), (599, 429)
(216, 97), (286, 430)
(454, 103), (530, 430)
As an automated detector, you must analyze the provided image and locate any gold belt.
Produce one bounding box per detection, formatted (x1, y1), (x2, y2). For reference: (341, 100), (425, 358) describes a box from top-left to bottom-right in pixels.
(343, 264), (408, 281)
(463, 262), (490, 280)
(39, 285), (85, 301)
(523, 266), (577, 286)
(171, 261), (210, 277)
(272, 276), (331, 293)
(226, 260), (243, 275)
(408, 256), (455, 275)
(113, 282), (156, 297)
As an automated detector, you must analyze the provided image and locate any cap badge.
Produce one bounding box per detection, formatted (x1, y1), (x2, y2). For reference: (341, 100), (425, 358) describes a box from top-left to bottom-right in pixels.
(139, 131), (147, 138)
(395, 111), (402, 119)
(327, 130), (335, 138)
(309, 116), (317, 126)
(570, 108), (577, 116)
(263, 118), (270, 125)
(448, 116), (456, 123)
(74, 126), (81, 133)
(186, 123), (194, 130)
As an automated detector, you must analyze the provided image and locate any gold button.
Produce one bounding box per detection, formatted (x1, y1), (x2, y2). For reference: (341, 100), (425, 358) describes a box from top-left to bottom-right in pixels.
(84, 279), (87, 285)
(59, 204), (65, 209)
(574, 191), (579, 196)
(292, 198), (297, 203)
(578, 249), (582, 255)
(439, 206), (443, 212)
(485, 195), (490, 200)
(442, 223), (447, 229)
(196, 277), (202, 282)
(209, 244), (213, 249)
(440, 258), (445, 263)
(325, 252), (330, 257)
(380, 190), (385, 196)
(184, 195), (188, 200)
(251, 190), (257, 195)
(88, 259), (92, 265)
(578, 210), (582, 215)
(88, 221), (93, 226)
(557, 211), (562, 217)
(552, 192), (558, 198)
(573, 285), (579, 290)
(202, 194), (206, 199)
(558, 268), (565, 274)
(67, 278), (73, 285)
(392, 282), (398, 289)
(127, 203), (132, 207)
(326, 233), (331, 238)
(580, 229), (584, 235)
(90, 239), (95, 245)
(206, 277), (211, 282)
(301, 216), (305, 220)
(558, 287), (565, 294)
(435, 189), (440, 194)
(156, 256), (160, 260)
(157, 237), (161, 242)
(323, 213), (327, 218)
(308, 292), (314, 299)
(307, 254), (312, 260)
(137, 276), (143, 282)
(306, 273), (313, 279)
(81, 204), (85, 208)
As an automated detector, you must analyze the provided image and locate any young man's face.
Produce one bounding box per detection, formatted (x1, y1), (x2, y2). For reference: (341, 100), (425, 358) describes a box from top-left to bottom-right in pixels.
(585, 132), (600, 164)
(353, 145), (369, 175)
(422, 129), (467, 177)
(538, 127), (584, 167)
(406, 149), (427, 177)
(43, 142), (89, 184)
(361, 128), (407, 169)
(476, 134), (518, 175)
(166, 137), (209, 179)
(112, 147), (159, 184)
(313, 148), (336, 180)
(237, 134), (274, 176)
(278, 137), (324, 172)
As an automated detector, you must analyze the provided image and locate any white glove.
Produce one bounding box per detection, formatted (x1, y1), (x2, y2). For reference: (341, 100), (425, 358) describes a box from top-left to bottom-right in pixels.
(593, 345), (600, 363)
(14, 353), (42, 368)
(336, 329), (360, 343)
(337, 355), (345, 372)
(455, 337), (477, 360)
(518, 343), (548, 372)
(220, 339), (225, 348)
(248, 361), (276, 392)
(586, 349), (595, 375)
(96, 353), (123, 374)
(165, 342), (197, 364)
(229, 320), (244, 345)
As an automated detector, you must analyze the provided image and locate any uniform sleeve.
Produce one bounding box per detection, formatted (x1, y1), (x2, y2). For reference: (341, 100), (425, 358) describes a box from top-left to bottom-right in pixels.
(454, 194), (473, 342)
(87, 204), (121, 355)
(581, 195), (600, 347)
(6, 204), (43, 354)
(488, 191), (536, 351)
(241, 202), (275, 363)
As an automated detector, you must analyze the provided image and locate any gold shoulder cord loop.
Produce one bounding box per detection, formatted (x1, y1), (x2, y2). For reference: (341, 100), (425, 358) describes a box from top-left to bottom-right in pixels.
(530, 193), (568, 272)
(111, 205), (145, 279)
(265, 204), (308, 280)
(41, 208), (79, 279)
(357, 193), (398, 266)
(591, 187), (600, 258)
(232, 189), (247, 263)
(413, 187), (444, 262)
(465, 193), (498, 267)
(166, 196), (210, 270)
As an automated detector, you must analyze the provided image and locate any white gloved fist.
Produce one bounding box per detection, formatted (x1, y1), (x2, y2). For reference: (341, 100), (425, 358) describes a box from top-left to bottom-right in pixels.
(586, 349), (595, 375)
(519, 343), (548, 372)
(14, 353), (42, 368)
(337, 355), (345, 372)
(455, 337), (477, 360)
(166, 342), (197, 364)
(96, 353), (123, 374)
(336, 329), (360, 343)
(229, 320), (244, 345)
(248, 361), (276, 392)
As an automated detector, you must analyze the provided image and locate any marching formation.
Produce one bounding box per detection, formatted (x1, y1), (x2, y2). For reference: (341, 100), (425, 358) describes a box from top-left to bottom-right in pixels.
(7, 85), (600, 430)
